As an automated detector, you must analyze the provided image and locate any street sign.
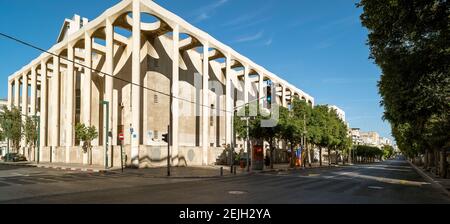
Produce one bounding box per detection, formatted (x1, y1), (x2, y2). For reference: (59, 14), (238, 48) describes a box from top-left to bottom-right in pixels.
(119, 133), (125, 141)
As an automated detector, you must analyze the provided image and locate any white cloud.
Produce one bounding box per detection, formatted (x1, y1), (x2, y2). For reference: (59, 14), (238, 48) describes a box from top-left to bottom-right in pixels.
(191, 0), (229, 23)
(193, 13), (210, 23)
(234, 31), (264, 43)
(264, 37), (273, 46)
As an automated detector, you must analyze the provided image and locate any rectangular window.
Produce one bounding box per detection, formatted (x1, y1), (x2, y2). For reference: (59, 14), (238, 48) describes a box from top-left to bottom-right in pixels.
(154, 130), (159, 140)
(154, 94), (159, 104)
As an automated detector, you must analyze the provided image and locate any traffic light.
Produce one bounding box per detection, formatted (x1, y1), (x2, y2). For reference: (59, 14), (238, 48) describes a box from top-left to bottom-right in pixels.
(162, 133), (169, 143)
(267, 85), (272, 108)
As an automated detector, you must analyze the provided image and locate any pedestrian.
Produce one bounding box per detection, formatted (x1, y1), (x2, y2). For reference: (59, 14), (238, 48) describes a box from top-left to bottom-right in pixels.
(265, 154), (270, 167)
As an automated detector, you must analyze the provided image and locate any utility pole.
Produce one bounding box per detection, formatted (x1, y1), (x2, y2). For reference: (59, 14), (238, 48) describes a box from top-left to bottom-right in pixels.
(304, 113), (311, 167)
(163, 126), (170, 177)
(246, 117), (250, 172)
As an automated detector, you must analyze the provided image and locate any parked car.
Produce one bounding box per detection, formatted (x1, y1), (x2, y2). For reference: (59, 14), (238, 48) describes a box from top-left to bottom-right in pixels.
(2, 153), (27, 162)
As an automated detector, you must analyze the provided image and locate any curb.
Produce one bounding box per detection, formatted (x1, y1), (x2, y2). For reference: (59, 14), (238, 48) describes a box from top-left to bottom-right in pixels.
(258, 164), (346, 174)
(0, 162), (36, 167)
(0, 162), (104, 173)
(35, 165), (102, 173)
(407, 160), (450, 198)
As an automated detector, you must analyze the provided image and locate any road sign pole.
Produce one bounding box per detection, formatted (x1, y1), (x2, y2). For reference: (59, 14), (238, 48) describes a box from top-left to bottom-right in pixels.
(119, 132), (124, 173)
(167, 125), (170, 177)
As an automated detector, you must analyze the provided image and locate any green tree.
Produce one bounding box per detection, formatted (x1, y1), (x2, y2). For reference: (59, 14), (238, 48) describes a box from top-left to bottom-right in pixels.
(291, 98), (313, 167)
(75, 123), (98, 165)
(24, 116), (38, 159)
(358, 0), (450, 177)
(308, 105), (330, 166)
(278, 105), (302, 167)
(382, 145), (395, 160)
(0, 106), (23, 153)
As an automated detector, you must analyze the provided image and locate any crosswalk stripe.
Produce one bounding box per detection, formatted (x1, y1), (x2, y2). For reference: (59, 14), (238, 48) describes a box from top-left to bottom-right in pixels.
(0, 181), (11, 187)
(22, 177), (57, 184)
(266, 177), (312, 187)
(328, 181), (361, 193)
(2, 178), (35, 185)
(283, 178), (324, 189)
(303, 180), (338, 191)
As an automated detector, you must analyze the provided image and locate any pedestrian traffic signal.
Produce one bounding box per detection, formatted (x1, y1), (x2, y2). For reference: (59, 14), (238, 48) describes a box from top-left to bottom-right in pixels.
(267, 85), (272, 108)
(162, 133), (169, 143)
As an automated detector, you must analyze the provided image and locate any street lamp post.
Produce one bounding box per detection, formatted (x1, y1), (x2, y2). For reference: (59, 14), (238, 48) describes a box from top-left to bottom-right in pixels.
(101, 101), (109, 170)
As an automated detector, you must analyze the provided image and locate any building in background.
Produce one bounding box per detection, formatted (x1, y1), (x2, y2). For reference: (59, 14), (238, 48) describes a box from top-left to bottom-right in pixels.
(351, 129), (394, 148)
(328, 105), (346, 122)
(350, 128), (363, 145)
(5, 0), (314, 168)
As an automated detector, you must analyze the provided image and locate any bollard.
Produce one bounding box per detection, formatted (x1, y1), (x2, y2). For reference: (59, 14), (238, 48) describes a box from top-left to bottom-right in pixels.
(220, 167), (223, 176)
(233, 166), (237, 175)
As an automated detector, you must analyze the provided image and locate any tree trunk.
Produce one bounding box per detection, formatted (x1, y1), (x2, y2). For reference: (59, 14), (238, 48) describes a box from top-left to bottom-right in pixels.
(440, 150), (447, 178)
(335, 149), (339, 165)
(270, 137), (274, 170)
(319, 147), (322, 166)
(328, 148), (331, 166)
(424, 149), (429, 170)
(434, 149), (439, 176)
(307, 142), (312, 167)
(89, 143), (93, 165)
(290, 141), (295, 168)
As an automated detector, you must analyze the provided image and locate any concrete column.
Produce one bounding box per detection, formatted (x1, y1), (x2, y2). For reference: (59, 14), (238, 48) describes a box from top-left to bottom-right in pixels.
(14, 77), (20, 108)
(258, 73), (264, 109)
(243, 65), (250, 156)
(21, 72), (28, 153)
(105, 18), (114, 162)
(82, 32), (92, 126)
(131, 0), (141, 167)
(282, 85), (287, 108)
(39, 60), (47, 148)
(51, 55), (60, 147)
(30, 66), (37, 116)
(21, 72), (28, 116)
(225, 54), (232, 145)
(171, 24), (180, 165)
(82, 34), (92, 165)
(7, 80), (12, 109)
(202, 42), (209, 165)
(244, 65), (249, 108)
(66, 43), (74, 163)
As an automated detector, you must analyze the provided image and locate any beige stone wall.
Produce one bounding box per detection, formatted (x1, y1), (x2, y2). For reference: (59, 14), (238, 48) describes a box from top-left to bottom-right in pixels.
(33, 21), (261, 168)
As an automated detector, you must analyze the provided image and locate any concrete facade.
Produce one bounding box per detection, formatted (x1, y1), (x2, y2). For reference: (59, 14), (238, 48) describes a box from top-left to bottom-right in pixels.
(6, 0), (314, 168)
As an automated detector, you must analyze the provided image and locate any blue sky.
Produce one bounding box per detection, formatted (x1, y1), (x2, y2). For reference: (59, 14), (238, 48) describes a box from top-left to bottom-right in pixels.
(0, 0), (393, 141)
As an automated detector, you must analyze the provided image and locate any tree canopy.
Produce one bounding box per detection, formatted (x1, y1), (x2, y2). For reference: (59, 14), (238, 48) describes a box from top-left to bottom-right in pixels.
(234, 98), (352, 167)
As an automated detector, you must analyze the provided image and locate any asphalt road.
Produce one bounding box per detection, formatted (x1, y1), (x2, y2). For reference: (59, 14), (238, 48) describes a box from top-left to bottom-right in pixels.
(0, 159), (449, 204)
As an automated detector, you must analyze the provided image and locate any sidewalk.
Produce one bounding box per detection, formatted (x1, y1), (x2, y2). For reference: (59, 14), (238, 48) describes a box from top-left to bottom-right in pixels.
(0, 161), (247, 178)
(0, 161), (346, 178)
(407, 160), (450, 198)
(110, 165), (248, 178)
(257, 162), (348, 173)
(0, 161), (109, 172)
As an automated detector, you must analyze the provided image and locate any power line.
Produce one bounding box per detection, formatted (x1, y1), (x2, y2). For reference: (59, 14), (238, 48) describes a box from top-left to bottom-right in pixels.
(0, 32), (265, 115)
